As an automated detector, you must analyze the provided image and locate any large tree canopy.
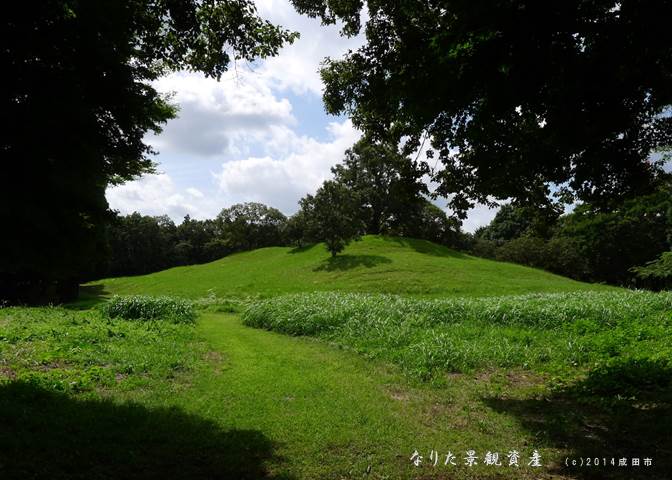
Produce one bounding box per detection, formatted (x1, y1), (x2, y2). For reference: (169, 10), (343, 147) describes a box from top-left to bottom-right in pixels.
(331, 137), (429, 235)
(292, 0), (672, 216)
(1, 0), (296, 302)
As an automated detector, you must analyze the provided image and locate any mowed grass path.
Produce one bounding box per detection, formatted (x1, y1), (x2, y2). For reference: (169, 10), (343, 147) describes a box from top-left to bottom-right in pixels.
(184, 313), (553, 479)
(88, 236), (613, 299)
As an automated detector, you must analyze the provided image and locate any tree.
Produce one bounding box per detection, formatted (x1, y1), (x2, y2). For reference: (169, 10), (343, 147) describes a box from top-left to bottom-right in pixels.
(556, 190), (670, 284)
(469, 180), (671, 284)
(495, 236), (549, 268)
(285, 210), (315, 248)
(174, 216), (221, 265)
(409, 201), (463, 247)
(331, 137), (429, 235)
(216, 203), (287, 252)
(292, 0), (672, 216)
(300, 181), (363, 256)
(477, 204), (561, 243)
(631, 252), (672, 290)
(106, 213), (176, 276)
(1, 1), (296, 303)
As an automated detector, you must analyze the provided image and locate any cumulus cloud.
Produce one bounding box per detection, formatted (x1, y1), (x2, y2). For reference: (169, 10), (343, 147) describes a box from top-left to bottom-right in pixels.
(108, 120), (361, 220)
(461, 204), (499, 232)
(254, 0), (366, 95)
(107, 2), (368, 222)
(215, 119), (361, 212)
(148, 72), (295, 158)
(186, 187), (205, 199)
(107, 173), (216, 220)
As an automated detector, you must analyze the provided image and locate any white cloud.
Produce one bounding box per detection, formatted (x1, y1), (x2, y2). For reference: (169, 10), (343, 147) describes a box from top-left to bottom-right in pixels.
(108, 120), (361, 221)
(254, 0), (366, 95)
(215, 119), (361, 212)
(107, 173), (216, 220)
(461, 204), (499, 233)
(106, 2), (367, 222)
(148, 72), (295, 158)
(186, 187), (204, 198)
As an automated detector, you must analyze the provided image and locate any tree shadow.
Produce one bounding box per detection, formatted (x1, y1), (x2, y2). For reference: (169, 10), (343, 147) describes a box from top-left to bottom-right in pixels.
(0, 381), (293, 480)
(380, 236), (471, 259)
(313, 254), (392, 272)
(287, 244), (318, 254)
(64, 284), (110, 310)
(483, 359), (672, 479)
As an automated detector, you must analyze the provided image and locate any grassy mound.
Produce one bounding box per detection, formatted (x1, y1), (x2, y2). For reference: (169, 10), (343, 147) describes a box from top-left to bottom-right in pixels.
(87, 235), (614, 300)
(242, 291), (672, 380)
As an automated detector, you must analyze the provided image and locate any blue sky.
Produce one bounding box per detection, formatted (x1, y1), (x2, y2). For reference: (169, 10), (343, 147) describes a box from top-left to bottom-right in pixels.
(106, 0), (497, 232)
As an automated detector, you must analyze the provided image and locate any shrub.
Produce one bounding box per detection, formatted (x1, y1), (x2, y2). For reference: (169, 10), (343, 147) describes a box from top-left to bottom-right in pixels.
(470, 238), (498, 259)
(495, 236), (547, 267)
(544, 236), (591, 279)
(102, 295), (196, 323)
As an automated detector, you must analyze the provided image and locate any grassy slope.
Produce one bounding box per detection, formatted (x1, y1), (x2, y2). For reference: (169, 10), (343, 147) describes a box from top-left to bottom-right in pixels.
(88, 235), (612, 299)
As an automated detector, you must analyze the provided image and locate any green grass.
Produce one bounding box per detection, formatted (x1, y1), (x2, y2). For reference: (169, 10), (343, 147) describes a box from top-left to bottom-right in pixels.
(242, 291), (672, 382)
(0, 307), (546, 478)
(2, 237), (668, 478)
(0, 306), (202, 395)
(2, 306), (669, 478)
(85, 235), (613, 300)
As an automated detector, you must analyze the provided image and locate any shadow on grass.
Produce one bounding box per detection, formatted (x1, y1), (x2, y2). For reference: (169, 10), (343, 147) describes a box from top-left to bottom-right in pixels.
(313, 254), (392, 272)
(0, 381), (293, 480)
(64, 284), (110, 310)
(287, 244), (318, 254)
(380, 236), (471, 259)
(483, 359), (672, 479)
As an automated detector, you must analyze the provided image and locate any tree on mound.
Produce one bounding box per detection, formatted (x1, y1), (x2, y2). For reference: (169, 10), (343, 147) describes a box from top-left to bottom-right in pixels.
(331, 137), (429, 235)
(1, 1), (297, 303)
(299, 181), (363, 257)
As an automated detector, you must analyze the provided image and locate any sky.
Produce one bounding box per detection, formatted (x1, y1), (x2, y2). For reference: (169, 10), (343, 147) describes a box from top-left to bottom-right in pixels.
(106, 0), (497, 232)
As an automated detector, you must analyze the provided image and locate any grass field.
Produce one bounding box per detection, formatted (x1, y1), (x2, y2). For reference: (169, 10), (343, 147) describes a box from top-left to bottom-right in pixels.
(2, 237), (669, 479)
(85, 235), (613, 300)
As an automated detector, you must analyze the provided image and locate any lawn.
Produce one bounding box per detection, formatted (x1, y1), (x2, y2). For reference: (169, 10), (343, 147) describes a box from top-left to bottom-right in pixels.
(1, 238), (668, 479)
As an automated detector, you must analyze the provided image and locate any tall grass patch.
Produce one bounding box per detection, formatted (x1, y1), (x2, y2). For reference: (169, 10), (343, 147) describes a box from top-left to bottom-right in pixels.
(243, 291), (672, 380)
(102, 295), (196, 323)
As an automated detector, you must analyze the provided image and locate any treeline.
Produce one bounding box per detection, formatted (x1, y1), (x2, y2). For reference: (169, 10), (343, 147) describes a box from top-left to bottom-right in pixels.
(98, 137), (470, 278)
(469, 180), (672, 289)
(103, 204), (286, 277)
